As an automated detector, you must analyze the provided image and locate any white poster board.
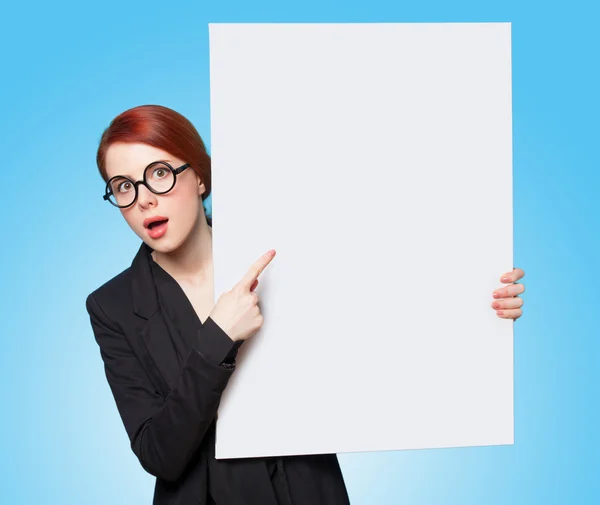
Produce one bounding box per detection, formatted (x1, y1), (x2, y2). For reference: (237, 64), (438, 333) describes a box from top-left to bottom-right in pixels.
(209, 22), (513, 459)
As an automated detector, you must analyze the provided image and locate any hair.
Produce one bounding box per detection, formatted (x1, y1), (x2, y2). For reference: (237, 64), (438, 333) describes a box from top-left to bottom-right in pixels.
(96, 104), (211, 203)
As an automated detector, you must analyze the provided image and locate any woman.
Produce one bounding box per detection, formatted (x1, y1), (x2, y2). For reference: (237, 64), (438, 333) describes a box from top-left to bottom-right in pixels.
(85, 104), (526, 505)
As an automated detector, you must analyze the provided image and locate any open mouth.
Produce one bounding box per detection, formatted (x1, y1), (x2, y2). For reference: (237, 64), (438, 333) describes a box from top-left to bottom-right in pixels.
(148, 219), (168, 229)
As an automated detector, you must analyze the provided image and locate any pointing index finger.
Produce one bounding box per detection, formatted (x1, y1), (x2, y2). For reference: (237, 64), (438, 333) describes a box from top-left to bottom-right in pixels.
(239, 249), (276, 290)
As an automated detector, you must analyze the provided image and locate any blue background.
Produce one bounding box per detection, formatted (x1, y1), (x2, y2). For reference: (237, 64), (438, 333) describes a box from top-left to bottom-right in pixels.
(1, 0), (598, 503)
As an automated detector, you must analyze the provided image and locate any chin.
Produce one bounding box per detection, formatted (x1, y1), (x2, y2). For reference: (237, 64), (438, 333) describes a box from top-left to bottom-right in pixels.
(133, 228), (176, 253)
(148, 242), (176, 253)
(151, 236), (185, 253)
(136, 218), (196, 253)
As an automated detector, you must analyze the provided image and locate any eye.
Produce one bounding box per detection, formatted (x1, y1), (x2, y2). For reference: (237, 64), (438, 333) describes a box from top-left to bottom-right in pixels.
(152, 167), (168, 179)
(117, 180), (133, 193)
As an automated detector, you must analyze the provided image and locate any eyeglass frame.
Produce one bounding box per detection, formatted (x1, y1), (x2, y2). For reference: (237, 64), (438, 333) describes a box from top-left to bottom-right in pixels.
(103, 161), (191, 208)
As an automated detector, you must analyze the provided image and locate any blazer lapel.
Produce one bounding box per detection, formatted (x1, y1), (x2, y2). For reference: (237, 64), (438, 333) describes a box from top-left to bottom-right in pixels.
(130, 241), (181, 393)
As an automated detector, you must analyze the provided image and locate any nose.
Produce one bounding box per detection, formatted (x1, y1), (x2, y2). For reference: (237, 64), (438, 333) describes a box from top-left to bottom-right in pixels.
(136, 183), (158, 209)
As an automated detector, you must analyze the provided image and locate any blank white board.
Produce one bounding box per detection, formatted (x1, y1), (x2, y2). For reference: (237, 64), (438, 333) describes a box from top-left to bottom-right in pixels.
(208, 22), (514, 459)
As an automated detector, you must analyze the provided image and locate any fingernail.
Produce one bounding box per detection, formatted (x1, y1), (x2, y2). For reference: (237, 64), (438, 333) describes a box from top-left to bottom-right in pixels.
(492, 301), (500, 309)
(493, 292), (500, 298)
(497, 311), (504, 316)
(501, 276), (510, 282)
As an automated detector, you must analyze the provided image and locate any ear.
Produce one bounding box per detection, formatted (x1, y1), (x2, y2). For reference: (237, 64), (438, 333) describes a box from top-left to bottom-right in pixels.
(197, 176), (206, 197)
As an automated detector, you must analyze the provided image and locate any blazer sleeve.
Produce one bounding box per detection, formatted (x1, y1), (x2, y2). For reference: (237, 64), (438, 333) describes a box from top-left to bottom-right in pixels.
(86, 292), (235, 482)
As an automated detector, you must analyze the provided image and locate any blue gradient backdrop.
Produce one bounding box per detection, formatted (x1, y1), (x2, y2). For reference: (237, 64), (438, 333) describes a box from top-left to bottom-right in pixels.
(1, 1), (598, 504)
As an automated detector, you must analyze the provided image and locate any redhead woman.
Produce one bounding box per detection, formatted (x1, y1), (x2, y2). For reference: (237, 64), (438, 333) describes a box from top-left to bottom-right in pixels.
(85, 104), (526, 505)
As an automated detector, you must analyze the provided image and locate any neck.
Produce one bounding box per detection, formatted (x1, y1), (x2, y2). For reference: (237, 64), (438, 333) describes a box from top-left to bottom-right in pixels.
(151, 214), (213, 286)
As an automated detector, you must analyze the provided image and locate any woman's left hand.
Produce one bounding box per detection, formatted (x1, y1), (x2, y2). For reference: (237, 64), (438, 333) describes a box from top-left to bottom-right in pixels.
(492, 268), (525, 320)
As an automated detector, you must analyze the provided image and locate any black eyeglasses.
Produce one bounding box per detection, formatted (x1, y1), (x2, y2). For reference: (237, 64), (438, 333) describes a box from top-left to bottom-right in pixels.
(103, 161), (191, 208)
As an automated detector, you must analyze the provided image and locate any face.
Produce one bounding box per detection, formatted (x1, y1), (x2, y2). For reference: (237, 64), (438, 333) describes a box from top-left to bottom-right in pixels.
(104, 142), (207, 253)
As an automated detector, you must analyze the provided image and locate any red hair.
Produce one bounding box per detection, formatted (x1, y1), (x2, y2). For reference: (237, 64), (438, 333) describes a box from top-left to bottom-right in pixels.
(96, 105), (211, 202)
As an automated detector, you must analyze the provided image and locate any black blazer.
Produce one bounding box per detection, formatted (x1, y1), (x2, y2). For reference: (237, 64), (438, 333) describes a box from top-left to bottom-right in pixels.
(85, 240), (350, 505)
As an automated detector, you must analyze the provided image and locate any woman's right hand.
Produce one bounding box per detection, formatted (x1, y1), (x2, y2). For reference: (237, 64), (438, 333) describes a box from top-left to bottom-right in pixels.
(208, 249), (276, 342)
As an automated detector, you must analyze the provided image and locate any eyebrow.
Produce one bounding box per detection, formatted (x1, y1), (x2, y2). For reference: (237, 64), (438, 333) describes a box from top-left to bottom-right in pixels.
(114, 159), (173, 179)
